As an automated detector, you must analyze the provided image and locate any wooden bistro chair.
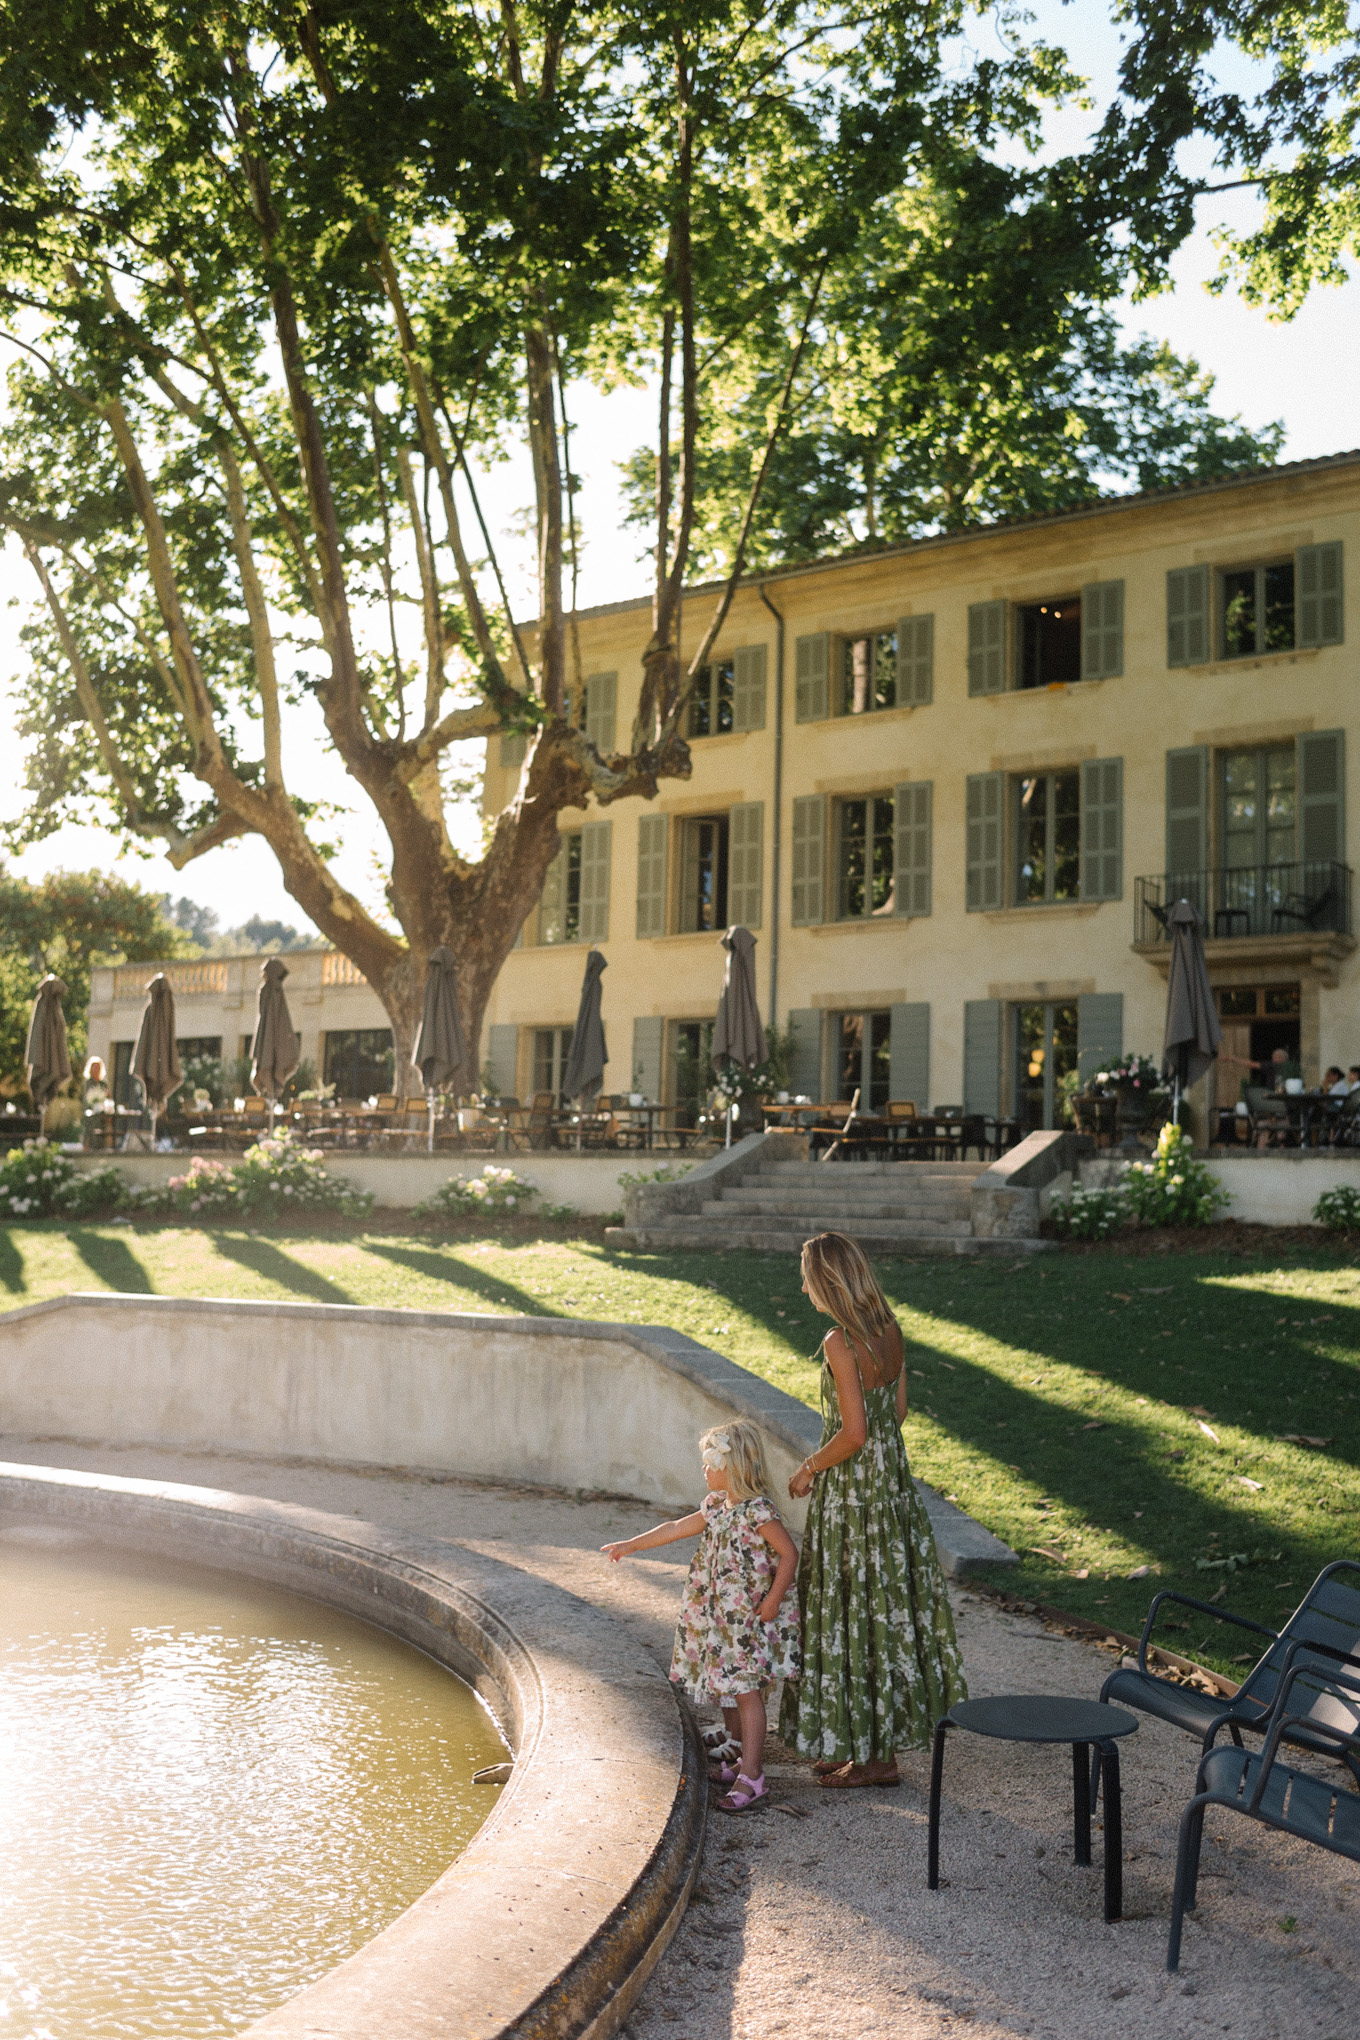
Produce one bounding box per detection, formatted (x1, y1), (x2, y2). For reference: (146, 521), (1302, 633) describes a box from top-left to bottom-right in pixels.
(884, 1099), (924, 1160)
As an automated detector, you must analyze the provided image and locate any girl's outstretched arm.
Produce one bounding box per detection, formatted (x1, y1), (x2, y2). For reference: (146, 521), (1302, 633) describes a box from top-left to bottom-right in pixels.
(757, 1518), (798, 1624)
(601, 1510), (706, 1561)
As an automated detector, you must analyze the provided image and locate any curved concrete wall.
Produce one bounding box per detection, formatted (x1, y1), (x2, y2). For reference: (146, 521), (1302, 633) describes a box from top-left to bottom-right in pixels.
(0, 1294), (1014, 1573)
(0, 1461), (704, 2040)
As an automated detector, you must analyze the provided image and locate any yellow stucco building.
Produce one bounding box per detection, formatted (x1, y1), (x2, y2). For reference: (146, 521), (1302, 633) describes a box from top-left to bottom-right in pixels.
(481, 450), (1357, 1139)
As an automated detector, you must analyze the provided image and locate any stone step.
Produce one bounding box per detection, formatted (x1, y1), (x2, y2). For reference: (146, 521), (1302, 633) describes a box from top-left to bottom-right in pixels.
(715, 1186), (974, 1215)
(706, 1196), (973, 1224)
(702, 1205), (973, 1237)
(606, 1220), (1049, 1258)
(760, 1159), (987, 1180)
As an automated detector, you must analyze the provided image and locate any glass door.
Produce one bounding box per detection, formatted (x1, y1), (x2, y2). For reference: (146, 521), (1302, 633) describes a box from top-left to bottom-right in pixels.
(1014, 1004), (1079, 1133)
(1220, 745), (1296, 933)
(835, 1011), (891, 1110)
(671, 1020), (715, 1128)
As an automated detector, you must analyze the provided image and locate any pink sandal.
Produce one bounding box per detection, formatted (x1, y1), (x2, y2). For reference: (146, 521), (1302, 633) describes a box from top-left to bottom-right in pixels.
(708, 1762), (739, 1786)
(715, 1772), (768, 1814)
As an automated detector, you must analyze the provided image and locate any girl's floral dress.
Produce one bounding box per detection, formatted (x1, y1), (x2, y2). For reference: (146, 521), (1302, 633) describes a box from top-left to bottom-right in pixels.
(670, 1492), (801, 1702)
(779, 1340), (967, 1764)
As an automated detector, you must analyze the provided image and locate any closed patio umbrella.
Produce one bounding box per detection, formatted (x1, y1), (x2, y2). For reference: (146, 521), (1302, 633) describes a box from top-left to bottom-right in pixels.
(131, 972), (182, 1148)
(712, 925), (765, 1148)
(26, 975), (72, 1117)
(251, 956), (301, 1131)
(412, 946), (468, 1151)
(1163, 898), (1221, 1126)
(562, 948), (608, 1102)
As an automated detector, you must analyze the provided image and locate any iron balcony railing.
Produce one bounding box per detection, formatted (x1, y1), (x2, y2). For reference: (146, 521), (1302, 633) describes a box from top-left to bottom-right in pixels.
(1134, 861), (1353, 945)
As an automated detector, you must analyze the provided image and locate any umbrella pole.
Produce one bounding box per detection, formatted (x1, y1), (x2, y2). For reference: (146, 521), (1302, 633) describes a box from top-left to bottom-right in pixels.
(427, 1090), (435, 1155)
(725, 1101), (732, 1150)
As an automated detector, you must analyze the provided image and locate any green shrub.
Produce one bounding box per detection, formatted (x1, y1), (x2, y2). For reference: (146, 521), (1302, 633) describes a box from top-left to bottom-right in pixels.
(415, 1165), (541, 1219)
(155, 1131), (371, 1217)
(617, 1164), (692, 1191)
(1313, 1184), (1360, 1232)
(1123, 1124), (1229, 1228)
(0, 1140), (131, 1219)
(1048, 1182), (1128, 1240)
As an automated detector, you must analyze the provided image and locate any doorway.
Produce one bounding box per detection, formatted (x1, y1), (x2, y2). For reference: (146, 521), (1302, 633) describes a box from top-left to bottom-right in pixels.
(1014, 1003), (1079, 1133)
(670, 1019), (715, 1128)
(835, 1011), (891, 1111)
(1214, 984), (1301, 1108)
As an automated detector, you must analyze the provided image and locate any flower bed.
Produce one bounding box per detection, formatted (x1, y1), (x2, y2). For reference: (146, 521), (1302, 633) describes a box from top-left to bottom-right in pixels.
(414, 1165), (573, 1222)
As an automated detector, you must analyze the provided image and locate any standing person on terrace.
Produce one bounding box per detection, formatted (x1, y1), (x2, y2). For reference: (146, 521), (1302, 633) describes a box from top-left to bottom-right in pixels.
(781, 1232), (967, 1787)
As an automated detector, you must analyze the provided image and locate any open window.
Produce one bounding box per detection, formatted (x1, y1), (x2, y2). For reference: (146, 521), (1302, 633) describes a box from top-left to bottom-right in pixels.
(1017, 595), (1082, 688)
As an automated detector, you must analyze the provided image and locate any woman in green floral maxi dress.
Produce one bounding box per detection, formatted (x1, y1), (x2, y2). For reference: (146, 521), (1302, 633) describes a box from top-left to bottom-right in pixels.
(779, 1232), (967, 1786)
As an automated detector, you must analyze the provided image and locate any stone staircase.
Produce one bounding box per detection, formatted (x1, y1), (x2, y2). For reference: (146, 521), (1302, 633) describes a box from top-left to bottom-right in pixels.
(611, 1149), (1050, 1257)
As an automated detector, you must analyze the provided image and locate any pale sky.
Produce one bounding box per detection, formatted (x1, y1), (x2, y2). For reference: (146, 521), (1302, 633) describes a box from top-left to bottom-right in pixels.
(1, 5), (1355, 939)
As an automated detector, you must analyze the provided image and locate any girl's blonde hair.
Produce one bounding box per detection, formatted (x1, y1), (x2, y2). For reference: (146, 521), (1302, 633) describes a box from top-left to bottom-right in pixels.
(800, 1231), (897, 1353)
(700, 1419), (776, 1505)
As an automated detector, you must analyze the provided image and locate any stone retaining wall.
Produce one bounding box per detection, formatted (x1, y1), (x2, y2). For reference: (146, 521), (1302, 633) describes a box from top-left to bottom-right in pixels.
(70, 1149), (655, 1213)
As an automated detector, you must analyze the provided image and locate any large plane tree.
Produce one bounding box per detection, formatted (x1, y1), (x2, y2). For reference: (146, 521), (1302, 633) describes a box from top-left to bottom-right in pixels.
(0, 0), (1284, 1085)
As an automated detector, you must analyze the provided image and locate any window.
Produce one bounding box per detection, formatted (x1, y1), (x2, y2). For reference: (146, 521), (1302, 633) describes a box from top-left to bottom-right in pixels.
(836, 1011), (891, 1111)
(324, 1029), (394, 1099)
(532, 1027), (572, 1101)
(671, 1019), (714, 1128)
(1017, 595), (1082, 688)
(1015, 1003), (1079, 1134)
(176, 1036), (222, 1065)
(689, 660), (734, 737)
(1222, 746), (1296, 868)
(839, 632), (896, 714)
(837, 795), (895, 919)
(1016, 771), (1080, 904)
(1221, 563), (1295, 659)
(538, 821), (610, 944)
(678, 815), (729, 932)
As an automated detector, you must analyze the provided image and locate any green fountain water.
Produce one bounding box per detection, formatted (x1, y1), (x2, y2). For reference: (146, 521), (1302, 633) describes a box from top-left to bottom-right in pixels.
(0, 1524), (507, 2038)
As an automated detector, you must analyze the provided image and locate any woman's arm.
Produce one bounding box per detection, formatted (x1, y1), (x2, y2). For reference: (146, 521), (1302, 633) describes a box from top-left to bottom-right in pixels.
(601, 1510), (706, 1561)
(895, 1324), (909, 1425)
(756, 1518), (799, 1623)
(788, 1330), (867, 1497)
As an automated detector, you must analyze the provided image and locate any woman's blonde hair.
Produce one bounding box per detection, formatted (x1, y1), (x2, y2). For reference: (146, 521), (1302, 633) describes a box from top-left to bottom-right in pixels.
(700, 1419), (776, 1505)
(801, 1231), (897, 1353)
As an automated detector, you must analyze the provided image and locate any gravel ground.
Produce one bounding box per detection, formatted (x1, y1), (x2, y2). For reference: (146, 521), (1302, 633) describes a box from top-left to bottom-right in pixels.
(1, 1436), (1352, 2040)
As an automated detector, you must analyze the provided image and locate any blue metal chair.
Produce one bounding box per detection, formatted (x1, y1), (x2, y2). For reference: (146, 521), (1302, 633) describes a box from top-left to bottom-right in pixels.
(1167, 1650), (1360, 1970)
(1099, 1560), (1360, 1779)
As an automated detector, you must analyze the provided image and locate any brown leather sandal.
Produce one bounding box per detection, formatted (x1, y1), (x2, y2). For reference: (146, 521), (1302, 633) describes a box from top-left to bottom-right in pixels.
(817, 1760), (900, 1789)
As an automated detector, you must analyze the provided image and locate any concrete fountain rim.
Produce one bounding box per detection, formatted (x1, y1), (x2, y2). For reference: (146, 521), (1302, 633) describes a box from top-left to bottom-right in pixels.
(0, 1459), (705, 2040)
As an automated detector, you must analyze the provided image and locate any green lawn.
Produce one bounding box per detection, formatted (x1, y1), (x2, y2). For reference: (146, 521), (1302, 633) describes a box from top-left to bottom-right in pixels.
(3, 1218), (1357, 1674)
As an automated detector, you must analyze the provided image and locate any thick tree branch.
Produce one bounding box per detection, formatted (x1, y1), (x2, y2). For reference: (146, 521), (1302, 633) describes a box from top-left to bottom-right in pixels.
(397, 445), (446, 731)
(220, 440), (284, 789)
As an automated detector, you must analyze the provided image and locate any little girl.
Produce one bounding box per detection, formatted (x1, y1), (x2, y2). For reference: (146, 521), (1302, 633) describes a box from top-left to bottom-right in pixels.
(602, 1420), (800, 1813)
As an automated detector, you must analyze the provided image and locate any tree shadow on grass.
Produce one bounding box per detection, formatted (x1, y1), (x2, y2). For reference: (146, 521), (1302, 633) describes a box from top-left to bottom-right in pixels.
(0, 1230), (24, 1295)
(209, 1232), (357, 1306)
(68, 1228), (156, 1295)
(363, 1240), (568, 1319)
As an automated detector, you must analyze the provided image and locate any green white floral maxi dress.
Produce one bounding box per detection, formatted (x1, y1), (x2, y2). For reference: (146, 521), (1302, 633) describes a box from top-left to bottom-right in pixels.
(779, 1339), (967, 1764)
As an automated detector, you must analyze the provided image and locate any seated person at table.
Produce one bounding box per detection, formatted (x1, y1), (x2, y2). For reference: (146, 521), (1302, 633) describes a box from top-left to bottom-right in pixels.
(1349, 1066), (1360, 1094)
(1325, 1066), (1348, 1096)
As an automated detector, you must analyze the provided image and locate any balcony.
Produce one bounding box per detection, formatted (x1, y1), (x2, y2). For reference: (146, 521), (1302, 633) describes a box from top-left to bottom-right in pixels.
(1133, 862), (1355, 983)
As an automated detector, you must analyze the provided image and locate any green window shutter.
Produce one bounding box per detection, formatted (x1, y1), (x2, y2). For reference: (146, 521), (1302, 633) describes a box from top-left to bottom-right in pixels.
(896, 614), (934, 706)
(963, 1000), (1002, 1117)
(967, 600), (1006, 695)
(631, 1015), (665, 1101)
(486, 1024), (519, 1098)
(578, 820), (612, 942)
(636, 813), (669, 938)
(1077, 994), (1123, 1088)
(1165, 746), (1208, 878)
(965, 771), (1004, 910)
(728, 801), (764, 928)
(732, 644), (768, 731)
(1167, 565), (1210, 667)
(537, 839), (566, 944)
(500, 731), (527, 768)
(1298, 729), (1345, 864)
(889, 1002), (930, 1109)
(791, 794), (826, 925)
(1080, 757), (1123, 901)
(583, 671), (617, 752)
(894, 780), (932, 917)
(1297, 542), (1344, 649)
(1082, 580), (1124, 680)
(794, 633), (829, 722)
(786, 1008), (823, 1100)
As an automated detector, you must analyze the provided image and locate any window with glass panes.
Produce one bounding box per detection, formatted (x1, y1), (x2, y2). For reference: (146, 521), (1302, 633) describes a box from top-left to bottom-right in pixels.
(1017, 594), (1082, 688)
(1014, 1003), (1079, 1133)
(539, 832), (583, 943)
(323, 1028), (395, 1099)
(678, 815), (729, 932)
(836, 795), (895, 918)
(1015, 772), (1080, 904)
(688, 659), (735, 737)
(836, 1011), (891, 1111)
(1221, 563), (1295, 658)
(1222, 745), (1296, 868)
(532, 1027), (572, 1101)
(671, 1019), (714, 1128)
(839, 632), (896, 714)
